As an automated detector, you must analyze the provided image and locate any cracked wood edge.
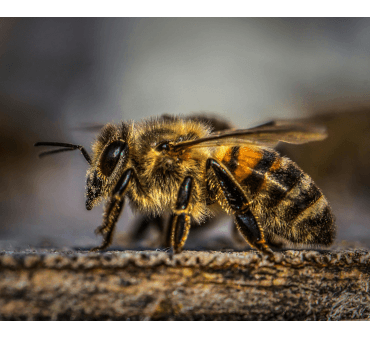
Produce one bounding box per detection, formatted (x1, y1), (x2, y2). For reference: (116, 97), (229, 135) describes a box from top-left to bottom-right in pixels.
(0, 249), (370, 320)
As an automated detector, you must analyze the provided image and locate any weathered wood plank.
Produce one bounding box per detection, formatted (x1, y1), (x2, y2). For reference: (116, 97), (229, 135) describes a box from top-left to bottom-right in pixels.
(1, 249), (370, 320)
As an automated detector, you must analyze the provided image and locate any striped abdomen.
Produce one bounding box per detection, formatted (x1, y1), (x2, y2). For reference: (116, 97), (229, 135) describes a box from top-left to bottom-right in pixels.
(217, 145), (335, 246)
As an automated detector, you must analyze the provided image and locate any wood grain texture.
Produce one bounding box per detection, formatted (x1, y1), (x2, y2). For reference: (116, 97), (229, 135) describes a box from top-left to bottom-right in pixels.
(1, 248), (370, 320)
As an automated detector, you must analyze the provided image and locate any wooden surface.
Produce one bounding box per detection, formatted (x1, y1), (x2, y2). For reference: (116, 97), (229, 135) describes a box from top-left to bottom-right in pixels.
(1, 248), (370, 320)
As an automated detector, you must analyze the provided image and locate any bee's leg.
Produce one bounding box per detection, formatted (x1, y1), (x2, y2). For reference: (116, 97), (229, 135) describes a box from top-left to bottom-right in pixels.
(206, 159), (273, 256)
(162, 214), (174, 248)
(90, 169), (134, 252)
(90, 198), (125, 252)
(170, 176), (193, 254)
(231, 222), (249, 248)
(165, 215), (217, 249)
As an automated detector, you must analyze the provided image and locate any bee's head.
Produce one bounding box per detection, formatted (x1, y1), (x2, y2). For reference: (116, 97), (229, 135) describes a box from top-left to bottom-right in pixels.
(85, 123), (130, 210)
(35, 122), (131, 211)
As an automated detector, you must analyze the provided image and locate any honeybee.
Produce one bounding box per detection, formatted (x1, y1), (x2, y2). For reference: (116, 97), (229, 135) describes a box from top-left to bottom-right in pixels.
(35, 114), (335, 255)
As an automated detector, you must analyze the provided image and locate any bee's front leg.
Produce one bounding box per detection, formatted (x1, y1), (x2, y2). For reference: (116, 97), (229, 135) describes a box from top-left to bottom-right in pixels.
(91, 198), (125, 252)
(170, 176), (193, 254)
(90, 168), (133, 252)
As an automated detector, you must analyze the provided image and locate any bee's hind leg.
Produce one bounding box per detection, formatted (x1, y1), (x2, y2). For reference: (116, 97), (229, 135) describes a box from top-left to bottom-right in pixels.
(170, 176), (193, 254)
(206, 159), (273, 257)
(234, 210), (273, 257)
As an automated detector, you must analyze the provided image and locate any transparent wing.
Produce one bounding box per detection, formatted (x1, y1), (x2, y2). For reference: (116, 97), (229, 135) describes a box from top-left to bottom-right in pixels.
(172, 119), (328, 151)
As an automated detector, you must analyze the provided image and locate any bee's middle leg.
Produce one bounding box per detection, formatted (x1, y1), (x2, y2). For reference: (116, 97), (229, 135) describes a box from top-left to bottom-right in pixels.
(206, 159), (273, 256)
(170, 176), (193, 254)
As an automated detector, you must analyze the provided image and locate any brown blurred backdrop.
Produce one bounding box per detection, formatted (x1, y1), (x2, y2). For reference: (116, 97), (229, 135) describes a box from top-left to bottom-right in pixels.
(1, 18), (370, 249)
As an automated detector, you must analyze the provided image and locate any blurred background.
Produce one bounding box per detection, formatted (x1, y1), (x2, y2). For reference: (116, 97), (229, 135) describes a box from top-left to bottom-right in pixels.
(1, 17), (370, 250)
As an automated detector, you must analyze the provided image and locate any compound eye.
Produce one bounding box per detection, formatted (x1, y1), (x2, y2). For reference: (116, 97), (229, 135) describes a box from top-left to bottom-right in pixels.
(99, 140), (128, 177)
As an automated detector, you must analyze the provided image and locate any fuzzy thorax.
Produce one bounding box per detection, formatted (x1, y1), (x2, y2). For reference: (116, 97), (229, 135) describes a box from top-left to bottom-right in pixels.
(127, 117), (212, 222)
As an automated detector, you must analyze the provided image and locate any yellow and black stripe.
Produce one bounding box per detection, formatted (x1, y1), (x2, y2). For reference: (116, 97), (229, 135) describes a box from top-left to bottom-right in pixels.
(240, 150), (277, 197)
(217, 145), (335, 247)
(264, 159), (302, 209)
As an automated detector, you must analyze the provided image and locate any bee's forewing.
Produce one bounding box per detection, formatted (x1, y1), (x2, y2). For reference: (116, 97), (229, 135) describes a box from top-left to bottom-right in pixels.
(173, 120), (327, 150)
